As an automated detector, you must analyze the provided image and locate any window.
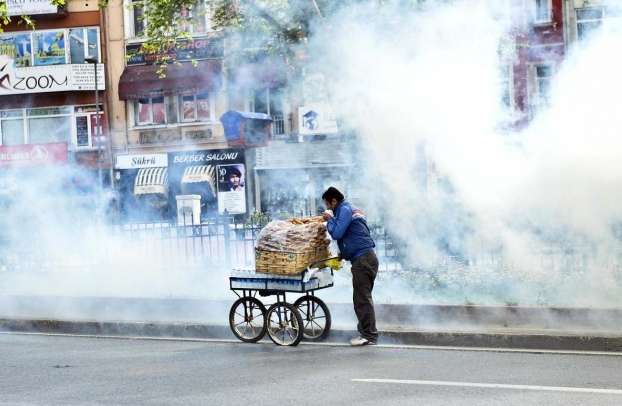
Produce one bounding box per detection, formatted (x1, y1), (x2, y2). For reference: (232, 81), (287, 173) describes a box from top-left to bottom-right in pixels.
(128, 0), (210, 38)
(74, 106), (104, 149)
(529, 63), (554, 117)
(533, 0), (552, 23)
(182, 93), (210, 121)
(69, 28), (100, 64)
(131, 0), (147, 38)
(181, 2), (210, 34)
(133, 93), (213, 126)
(576, 6), (622, 41)
(1, 110), (25, 145)
(26, 107), (72, 144)
(499, 64), (513, 110)
(249, 87), (285, 136)
(0, 106), (102, 149)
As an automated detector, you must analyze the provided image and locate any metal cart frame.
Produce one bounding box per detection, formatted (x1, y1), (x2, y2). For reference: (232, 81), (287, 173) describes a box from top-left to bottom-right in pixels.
(228, 257), (337, 346)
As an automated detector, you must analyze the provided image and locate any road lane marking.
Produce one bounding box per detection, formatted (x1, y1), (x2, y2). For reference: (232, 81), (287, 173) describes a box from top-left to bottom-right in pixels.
(353, 379), (622, 394)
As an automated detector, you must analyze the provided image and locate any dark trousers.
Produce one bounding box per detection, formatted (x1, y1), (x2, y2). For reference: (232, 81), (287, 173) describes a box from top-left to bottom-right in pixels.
(351, 250), (379, 342)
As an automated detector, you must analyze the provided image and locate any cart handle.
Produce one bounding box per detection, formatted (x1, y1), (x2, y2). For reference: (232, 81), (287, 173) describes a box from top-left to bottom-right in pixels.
(309, 256), (341, 269)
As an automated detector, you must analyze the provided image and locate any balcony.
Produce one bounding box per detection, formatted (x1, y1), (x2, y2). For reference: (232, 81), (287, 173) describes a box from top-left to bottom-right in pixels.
(270, 114), (288, 140)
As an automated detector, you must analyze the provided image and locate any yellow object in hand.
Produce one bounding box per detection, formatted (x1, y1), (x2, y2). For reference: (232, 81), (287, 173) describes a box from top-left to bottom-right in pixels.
(325, 258), (342, 270)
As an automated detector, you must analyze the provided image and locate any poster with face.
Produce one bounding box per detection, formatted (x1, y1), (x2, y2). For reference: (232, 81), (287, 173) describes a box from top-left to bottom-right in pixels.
(217, 164), (246, 214)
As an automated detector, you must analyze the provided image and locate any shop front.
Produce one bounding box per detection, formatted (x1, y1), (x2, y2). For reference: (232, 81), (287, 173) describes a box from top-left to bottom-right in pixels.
(115, 148), (247, 222)
(253, 141), (355, 217)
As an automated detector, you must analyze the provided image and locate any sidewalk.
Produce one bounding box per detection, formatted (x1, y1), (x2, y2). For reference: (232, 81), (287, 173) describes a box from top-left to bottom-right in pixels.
(1, 295), (622, 352)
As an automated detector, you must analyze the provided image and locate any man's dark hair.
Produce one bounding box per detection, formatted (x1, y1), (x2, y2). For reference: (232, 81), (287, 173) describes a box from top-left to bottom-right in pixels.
(228, 167), (242, 178)
(322, 186), (344, 202)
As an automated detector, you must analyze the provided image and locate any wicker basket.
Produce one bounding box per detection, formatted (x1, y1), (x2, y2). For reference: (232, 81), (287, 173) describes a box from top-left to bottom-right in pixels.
(255, 248), (331, 275)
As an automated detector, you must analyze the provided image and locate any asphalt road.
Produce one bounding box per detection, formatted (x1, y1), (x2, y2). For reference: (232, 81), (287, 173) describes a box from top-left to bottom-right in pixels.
(1, 333), (622, 406)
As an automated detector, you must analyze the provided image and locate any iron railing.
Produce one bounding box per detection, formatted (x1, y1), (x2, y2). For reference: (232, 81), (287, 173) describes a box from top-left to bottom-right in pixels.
(0, 214), (404, 273)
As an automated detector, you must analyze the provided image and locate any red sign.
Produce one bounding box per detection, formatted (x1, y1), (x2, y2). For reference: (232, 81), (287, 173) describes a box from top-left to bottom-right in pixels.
(0, 142), (68, 167)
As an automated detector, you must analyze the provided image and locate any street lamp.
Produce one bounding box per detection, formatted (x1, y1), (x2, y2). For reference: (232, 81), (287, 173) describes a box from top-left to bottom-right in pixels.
(84, 55), (103, 214)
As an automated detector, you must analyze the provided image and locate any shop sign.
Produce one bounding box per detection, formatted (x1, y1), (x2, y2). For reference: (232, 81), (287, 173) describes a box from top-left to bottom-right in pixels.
(186, 129), (213, 140)
(298, 103), (339, 135)
(116, 154), (168, 169)
(0, 61), (106, 95)
(169, 148), (246, 215)
(125, 37), (225, 66)
(0, 142), (68, 167)
(6, 0), (58, 16)
(139, 129), (182, 144)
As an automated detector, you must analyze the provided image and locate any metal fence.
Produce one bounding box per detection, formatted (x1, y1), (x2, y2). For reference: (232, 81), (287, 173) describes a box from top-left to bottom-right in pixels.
(0, 214), (403, 273)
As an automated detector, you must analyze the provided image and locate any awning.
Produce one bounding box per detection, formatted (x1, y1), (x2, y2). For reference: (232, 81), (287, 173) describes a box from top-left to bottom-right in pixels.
(181, 165), (215, 194)
(134, 167), (169, 196)
(118, 60), (222, 100)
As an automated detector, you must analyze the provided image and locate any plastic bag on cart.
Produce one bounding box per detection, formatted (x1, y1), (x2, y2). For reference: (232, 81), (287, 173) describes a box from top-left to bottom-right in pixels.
(303, 267), (320, 282)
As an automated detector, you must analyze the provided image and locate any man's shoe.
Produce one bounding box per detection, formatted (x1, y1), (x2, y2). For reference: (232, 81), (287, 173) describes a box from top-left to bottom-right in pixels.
(350, 336), (377, 346)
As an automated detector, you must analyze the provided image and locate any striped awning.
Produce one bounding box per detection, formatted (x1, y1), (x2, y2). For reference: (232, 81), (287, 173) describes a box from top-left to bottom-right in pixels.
(181, 165), (215, 194)
(134, 167), (169, 197)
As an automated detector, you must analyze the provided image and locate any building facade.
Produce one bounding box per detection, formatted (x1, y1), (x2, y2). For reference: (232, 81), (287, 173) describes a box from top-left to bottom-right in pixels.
(5, 0), (610, 224)
(0, 0), (109, 217)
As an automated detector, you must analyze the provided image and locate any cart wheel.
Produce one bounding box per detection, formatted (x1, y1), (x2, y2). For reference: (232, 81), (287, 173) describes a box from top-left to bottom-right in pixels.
(294, 296), (331, 340)
(266, 302), (304, 346)
(229, 297), (267, 343)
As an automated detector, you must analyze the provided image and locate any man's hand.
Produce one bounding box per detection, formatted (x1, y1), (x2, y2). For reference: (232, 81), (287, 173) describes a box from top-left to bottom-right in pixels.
(321, 210), (333, 221)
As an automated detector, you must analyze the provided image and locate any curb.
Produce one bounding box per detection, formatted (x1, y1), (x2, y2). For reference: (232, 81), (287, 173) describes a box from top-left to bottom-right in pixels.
(3, 318), (622, 352)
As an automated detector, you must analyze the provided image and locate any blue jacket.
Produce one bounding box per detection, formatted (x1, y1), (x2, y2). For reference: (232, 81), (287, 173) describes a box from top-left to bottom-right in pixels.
(326, 200), (375, 261)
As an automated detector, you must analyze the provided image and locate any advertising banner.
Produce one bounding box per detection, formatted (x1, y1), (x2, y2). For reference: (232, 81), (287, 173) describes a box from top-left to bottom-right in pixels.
(6, 0), (58, 16)
(0, 142), (68, 167)
(169, 148), (246, 215)
(298, 103), (339, 135)
(0, 60), (106, 95)
(125, 37), (225, 66)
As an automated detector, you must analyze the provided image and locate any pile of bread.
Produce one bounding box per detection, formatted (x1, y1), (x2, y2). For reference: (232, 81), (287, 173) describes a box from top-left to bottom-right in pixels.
(256, 217), (331, 252)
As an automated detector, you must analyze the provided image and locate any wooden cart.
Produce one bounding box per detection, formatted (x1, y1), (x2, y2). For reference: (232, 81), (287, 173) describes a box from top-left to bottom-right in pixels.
(228, 257), (337, 346)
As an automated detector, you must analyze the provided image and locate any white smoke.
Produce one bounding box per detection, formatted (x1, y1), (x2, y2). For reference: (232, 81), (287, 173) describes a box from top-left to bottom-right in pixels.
(309, 0), (622, 306)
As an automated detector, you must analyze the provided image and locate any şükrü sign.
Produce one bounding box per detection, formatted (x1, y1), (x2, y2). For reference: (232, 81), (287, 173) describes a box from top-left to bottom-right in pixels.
(6, 0), (58, 16)
(116, 154), (168, 169)
(0, 142), (68, 167)
(0, 58), (106, 95)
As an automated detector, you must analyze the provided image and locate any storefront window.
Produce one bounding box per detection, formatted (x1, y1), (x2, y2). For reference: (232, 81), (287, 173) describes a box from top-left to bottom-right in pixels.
(28, 116), (71, 144)
(0, 106), (94, 148)
(1, 120), (24, 145)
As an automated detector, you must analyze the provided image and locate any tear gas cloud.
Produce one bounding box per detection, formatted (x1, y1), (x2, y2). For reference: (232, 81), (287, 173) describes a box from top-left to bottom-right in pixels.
(310, 0), (622, 306)
(2, 0), (622, 317)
